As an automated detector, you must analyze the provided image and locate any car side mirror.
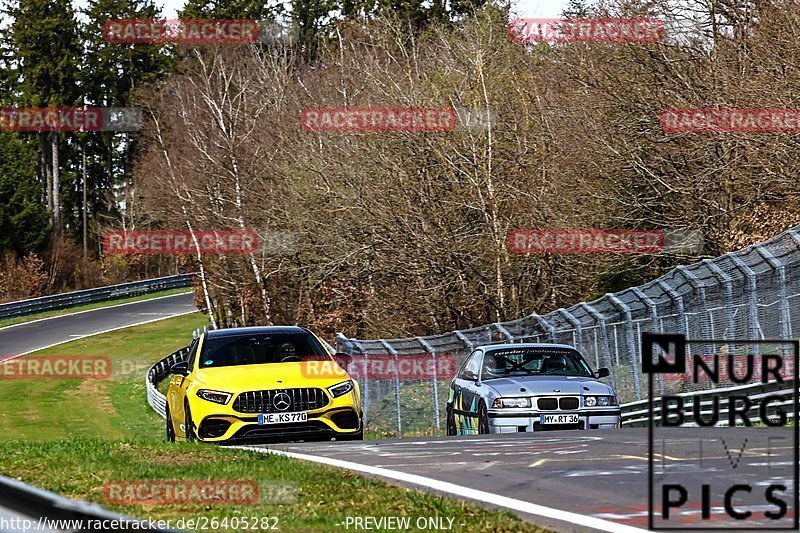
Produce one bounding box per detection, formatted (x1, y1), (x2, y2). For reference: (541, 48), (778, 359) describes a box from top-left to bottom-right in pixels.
(334, 353), (352, 370)
(462, 370), (478, 381)
(171, 361), (189, 376)
(597, 367), (610, 378)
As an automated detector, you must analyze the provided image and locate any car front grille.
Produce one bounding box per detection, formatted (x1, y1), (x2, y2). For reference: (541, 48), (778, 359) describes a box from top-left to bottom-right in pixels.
(233, 388), (329, 414)
(559, 397), (579, 410)
(537, 396), (579, 411)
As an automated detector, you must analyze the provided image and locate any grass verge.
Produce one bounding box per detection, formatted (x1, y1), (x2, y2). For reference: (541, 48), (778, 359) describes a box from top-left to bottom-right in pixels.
(0, 287), (193, 329)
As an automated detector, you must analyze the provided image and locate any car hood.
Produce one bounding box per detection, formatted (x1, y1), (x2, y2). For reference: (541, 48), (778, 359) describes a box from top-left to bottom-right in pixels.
(483, 375), (614, 396)
(195, 361), (350, 391)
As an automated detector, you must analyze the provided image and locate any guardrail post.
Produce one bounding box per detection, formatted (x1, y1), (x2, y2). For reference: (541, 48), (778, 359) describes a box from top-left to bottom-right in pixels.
(578, 303), (616, 390)
(557, 308), (583, 351)
(417, 337), (440, 430)
(380, 340), (402, 437)
(607, 294), (642, 400)
(529, 312), (557, 342)
(728, 254), (762, 353)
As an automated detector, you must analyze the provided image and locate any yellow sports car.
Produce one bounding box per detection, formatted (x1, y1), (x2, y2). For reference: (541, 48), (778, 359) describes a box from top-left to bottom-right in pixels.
(166, 326), (362, 443)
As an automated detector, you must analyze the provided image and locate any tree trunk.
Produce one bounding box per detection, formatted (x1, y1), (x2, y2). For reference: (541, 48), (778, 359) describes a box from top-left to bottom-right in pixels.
(51, 133), (61, 235)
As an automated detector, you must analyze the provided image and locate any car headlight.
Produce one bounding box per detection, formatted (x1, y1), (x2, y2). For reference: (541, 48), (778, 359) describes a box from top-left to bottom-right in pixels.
(328, 380), (354, 398)
(491, 397), (531, 408)
(584, 395), (617, 407)
(196, 389), (232, 405)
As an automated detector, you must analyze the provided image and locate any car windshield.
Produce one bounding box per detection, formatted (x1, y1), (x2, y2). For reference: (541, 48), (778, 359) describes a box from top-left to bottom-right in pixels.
(481, 347), (593, 378)
(200, 332), (329, 368)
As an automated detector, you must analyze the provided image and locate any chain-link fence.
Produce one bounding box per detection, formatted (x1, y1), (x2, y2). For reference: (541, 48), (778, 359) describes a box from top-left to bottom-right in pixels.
(335, 226), (800, 436)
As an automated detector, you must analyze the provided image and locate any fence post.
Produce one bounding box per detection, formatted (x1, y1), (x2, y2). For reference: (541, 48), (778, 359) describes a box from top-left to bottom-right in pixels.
(579, 303), (616, 390)
(494, 323), (514, 342)
(530, 312), (557, 342)
(607, 294), (642, 400)
(417, 337), (440, 430)
(754, 245), (791, 340)
(339, 334), (370, 432)
(632, 286), (663, 394)
(455, 330), (474, 351)
(728, 253), (762, 349)
(702, 260), (736, 344)
(380, 340), (402, 437)
(676, 266), (713, 353)
(558, 308), (583, 350)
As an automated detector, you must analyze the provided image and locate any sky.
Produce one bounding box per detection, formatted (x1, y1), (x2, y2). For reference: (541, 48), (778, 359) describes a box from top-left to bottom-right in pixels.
(157, 0), (570, 19)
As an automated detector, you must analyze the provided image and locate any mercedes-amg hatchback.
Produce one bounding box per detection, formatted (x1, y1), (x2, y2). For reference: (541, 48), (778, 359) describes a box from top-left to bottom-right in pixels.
(166, 326), (362, 443)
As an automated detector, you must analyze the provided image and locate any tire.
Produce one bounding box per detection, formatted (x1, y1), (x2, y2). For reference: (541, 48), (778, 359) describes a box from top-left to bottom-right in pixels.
(165, 406), (176, 442)
(446, 407), (457, 436)
(184, 401), (197, 442)
(478, 401), (490, 435)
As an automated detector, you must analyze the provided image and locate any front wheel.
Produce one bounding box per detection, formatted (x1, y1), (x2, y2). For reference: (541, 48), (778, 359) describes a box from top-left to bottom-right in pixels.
(446, 407), (456, 436)
(184, 402), (197, 442)
(478, 401), (490, 434)
(165, 406), (175, 442)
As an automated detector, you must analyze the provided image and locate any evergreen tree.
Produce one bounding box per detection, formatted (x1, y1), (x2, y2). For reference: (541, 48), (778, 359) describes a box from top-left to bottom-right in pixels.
(7, 0), (81, 236)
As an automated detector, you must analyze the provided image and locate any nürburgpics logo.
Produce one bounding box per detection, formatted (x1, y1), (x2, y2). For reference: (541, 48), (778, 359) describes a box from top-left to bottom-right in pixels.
(642, 333), (799, 530)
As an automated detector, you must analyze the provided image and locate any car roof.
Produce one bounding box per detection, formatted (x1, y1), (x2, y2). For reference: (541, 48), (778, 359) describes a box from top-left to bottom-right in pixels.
(477, 343), (579, 351)
(205, 326), (310, 339)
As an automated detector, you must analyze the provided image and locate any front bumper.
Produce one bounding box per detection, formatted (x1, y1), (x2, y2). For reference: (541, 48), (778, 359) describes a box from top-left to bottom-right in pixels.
(190, 392), (362, 443)
(487, 408), (621, 433)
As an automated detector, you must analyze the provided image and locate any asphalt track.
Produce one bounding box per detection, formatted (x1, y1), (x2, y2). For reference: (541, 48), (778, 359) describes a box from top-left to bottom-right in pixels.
(250, 427), (797, 532)
(0, 292), (196, 358)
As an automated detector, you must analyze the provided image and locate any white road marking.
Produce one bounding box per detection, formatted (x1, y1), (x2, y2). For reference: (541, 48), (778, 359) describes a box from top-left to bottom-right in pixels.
(1, 310), (199, 362)
(0, 291), (192, 332)
(234, 445), (650, 533)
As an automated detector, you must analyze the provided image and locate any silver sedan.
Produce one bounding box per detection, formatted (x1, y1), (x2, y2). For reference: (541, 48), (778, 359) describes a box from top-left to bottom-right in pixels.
(446, 343), (621, 435)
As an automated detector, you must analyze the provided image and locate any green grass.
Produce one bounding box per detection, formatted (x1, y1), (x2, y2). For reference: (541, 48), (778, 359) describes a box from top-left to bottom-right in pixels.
(0, 440), (542, 532)
(1, 313), (548, 532)
(0, 312), (208, 440)
(0, 287), (193, 329)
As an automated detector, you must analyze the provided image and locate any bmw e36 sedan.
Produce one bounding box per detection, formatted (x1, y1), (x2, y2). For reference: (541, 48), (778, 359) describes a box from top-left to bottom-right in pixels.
(446, 343), (620, 435)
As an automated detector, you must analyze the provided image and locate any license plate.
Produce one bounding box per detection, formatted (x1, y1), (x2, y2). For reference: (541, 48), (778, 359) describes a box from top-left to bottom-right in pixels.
(540, 414), (579, 424)
(258, 412), (308, 425)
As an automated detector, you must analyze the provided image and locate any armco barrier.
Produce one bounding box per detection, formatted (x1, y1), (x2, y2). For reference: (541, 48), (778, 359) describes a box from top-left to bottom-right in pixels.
(620, 379), (795, 427)
(147, 346), (190, 419)
(0, 274), (196, 320)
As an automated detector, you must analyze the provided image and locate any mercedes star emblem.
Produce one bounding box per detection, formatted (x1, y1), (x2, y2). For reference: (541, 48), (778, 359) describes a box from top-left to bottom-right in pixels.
(273, 392), (291, 411)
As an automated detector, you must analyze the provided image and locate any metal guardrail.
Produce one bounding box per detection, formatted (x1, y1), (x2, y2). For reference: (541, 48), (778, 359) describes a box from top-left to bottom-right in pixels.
(620, 380), (795, 427)
(0, 274), (196, 320)
(0, 476), (177, 531)
(146, 347), (191, 419)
